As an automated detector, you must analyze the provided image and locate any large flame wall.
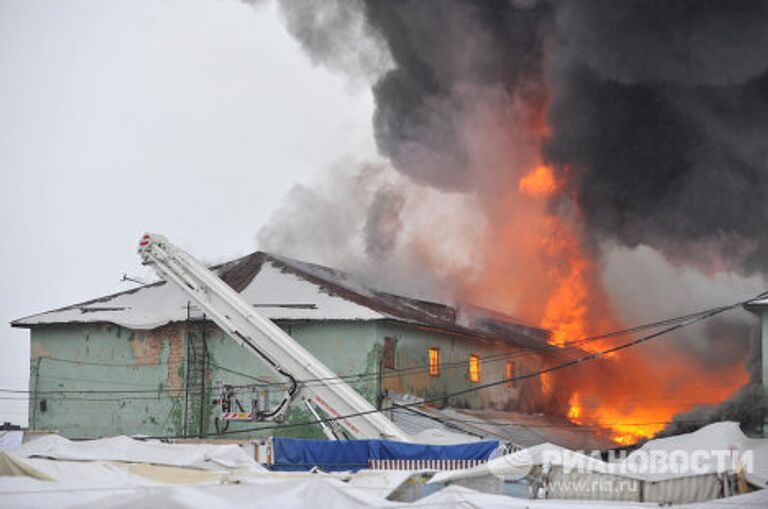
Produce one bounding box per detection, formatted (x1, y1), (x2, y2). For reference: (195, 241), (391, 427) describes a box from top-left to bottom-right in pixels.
(457, 107), (748, 444)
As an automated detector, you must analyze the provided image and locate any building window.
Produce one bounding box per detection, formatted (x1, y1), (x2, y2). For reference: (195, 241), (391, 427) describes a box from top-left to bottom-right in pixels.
(428, 347), (440, 377)
(383, 337), (395, 370)
(506, 360), (516, 387)
(469, 354), (480, 383)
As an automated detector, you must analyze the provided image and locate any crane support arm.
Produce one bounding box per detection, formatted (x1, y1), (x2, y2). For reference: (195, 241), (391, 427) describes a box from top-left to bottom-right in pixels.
(137, 233), (408, 441)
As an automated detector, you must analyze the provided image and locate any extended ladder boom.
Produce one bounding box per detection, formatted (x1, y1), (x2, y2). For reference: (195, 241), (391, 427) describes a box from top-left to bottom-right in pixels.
(138, 233), (408, 441)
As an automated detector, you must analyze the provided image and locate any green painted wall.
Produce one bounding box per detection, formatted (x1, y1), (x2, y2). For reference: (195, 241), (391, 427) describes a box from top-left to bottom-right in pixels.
(27, 320), (381, 439)
(26, 318), (546, 439)
(200, 320), (381, 439)
(762, 312), (768, 402)
(28, 323), (187, 438)
(376, 322), (546, 413)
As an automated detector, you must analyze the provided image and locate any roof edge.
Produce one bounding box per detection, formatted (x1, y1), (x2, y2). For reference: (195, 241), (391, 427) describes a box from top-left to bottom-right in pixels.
(11, 249), (553, 352)
(10, 281), (167, 326)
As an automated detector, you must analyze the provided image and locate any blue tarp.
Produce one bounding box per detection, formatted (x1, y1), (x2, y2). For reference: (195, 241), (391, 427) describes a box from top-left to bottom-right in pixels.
(271, 438), (499, 472)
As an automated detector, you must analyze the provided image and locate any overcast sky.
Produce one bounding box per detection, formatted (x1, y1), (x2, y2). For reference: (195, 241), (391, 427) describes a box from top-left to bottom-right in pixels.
(0, 0), (376, 425)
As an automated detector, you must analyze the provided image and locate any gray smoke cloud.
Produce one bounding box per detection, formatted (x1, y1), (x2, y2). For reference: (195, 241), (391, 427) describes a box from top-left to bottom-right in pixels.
(364, 186), (406, 260)
(257, 158), (476, 301)
(554, 1), (768, 87)
(277, 0), (391, 83)
(366, 0), (548, 191)
(257, 160), (395, 271)
(267, 0), (768, 272)
(260, 1), (768, 433)
(349, 0), (768, 274)
(660, 326), (767, 437)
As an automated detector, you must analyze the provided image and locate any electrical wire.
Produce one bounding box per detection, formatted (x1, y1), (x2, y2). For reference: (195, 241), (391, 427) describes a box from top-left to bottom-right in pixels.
(140, 288), (768, 439)
(4, 292), (763, 403)
(207, 299), (753, 390)
(16, 296), (740, 393)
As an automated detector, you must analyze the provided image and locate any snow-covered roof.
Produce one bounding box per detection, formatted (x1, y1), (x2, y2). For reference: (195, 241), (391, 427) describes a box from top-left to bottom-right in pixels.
(12, 251), (549, 349)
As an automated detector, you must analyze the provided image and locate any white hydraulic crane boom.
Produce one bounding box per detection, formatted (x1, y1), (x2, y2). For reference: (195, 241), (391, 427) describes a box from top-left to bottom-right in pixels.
(138, 233), (408, 441)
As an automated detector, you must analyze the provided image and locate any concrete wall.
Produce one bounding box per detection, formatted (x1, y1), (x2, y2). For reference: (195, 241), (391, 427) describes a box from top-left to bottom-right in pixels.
(27, 318), (546, 438)
(200, 319), (381, 439)
(28, 323), (187, 438)
(27, 320), (381, 439)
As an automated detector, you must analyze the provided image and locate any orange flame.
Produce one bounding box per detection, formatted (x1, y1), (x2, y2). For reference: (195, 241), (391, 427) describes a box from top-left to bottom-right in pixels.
(518, 165), (558, 197)
(567, 392), (582, 421)
(540, 372), (553, 395)
(511, 163), (748, 444)
(451, 91), (749, 445)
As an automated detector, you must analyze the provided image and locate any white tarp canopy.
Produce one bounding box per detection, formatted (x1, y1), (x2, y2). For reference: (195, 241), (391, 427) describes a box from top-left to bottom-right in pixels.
(7, 434), (265, 471)
(0, 431), (23, 452)
(432, 422), (768, 486)
(0, 453), (162, 484)
(0, 475), (403, 509)
(417, 484), (768, 509)
(2, 476), (766, 509)
(83, 476), (404, 509)
(1, 427), (765, 508)
(430, 442), (606, 484)
(626, 421), (768, 486)
(0, 477), (157, 509)
(0, 434), (425, 505)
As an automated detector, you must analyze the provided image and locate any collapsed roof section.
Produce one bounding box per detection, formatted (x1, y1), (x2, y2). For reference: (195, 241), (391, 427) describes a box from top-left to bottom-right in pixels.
(12, 251), (550, 350)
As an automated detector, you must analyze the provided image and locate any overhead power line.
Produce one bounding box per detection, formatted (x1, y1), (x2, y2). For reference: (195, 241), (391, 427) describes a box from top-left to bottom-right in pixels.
(3, 291), (763, 401)
(143, 288), (768, 439)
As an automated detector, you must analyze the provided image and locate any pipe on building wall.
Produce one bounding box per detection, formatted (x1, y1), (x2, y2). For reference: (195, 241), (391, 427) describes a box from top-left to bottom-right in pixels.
(30, 357), (42, 429)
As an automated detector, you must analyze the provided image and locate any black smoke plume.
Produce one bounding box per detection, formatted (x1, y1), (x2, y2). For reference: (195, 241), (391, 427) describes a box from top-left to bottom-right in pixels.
(266, 0), (768, 434)
(546, 0), (768, 274)
(277, 0), (768, 272)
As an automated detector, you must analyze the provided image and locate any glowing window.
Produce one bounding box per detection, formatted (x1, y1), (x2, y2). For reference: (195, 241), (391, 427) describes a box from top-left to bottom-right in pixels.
(428, 348), (440, 377)
(506, 361), (516, 387)
(469, 354), (480, 383)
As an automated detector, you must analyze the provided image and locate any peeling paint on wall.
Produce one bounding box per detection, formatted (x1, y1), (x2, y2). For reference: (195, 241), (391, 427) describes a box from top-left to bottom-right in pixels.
(163, 326), (186, 395)
(30, 341), (52, 359)
(25, 318), (549, 439)
(28, 324), (187, 438)
(129, 330), (164, 367)
(129, 324), (186, 396)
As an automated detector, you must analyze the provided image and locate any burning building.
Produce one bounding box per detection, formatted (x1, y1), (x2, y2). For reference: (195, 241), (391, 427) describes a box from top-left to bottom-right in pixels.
(254, 0), (768, 443)
(11, 0), (767, 445)
(13, 251), (568, 440)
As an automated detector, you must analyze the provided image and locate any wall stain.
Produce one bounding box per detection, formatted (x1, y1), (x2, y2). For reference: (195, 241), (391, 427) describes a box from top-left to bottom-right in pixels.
(164, 326), (185, 396)
(129, 324), (186, 396)
(30, 341), (53, 359)
(129, 331), (163, 367)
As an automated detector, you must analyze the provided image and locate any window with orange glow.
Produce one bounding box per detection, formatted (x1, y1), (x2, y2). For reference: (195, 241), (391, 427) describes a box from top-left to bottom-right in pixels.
(428, 348), (440, 377)
(469, 354), (480, 383)
(506, 361), (516, 387)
